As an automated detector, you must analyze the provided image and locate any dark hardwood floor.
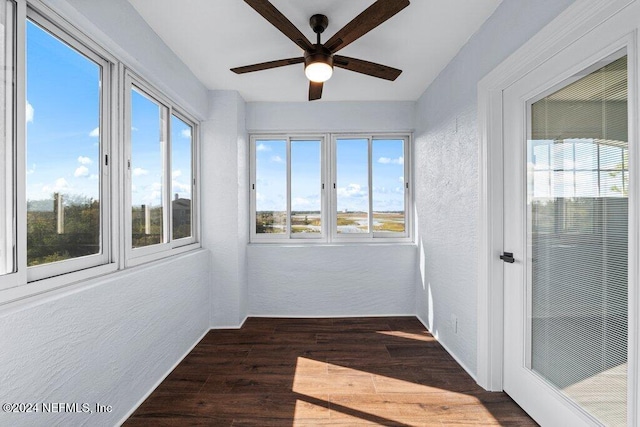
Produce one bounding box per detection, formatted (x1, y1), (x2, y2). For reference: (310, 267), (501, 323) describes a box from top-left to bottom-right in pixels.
(125, 317), (536, 426)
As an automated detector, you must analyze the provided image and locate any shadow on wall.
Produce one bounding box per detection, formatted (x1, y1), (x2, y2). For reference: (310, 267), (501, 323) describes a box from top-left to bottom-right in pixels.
(416, 236), (437, 337)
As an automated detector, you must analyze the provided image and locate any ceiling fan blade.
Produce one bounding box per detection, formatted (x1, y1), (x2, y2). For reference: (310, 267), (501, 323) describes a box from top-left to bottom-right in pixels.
(309, 81), (323, 101)
(324, 0), (410, 53)
(244, 0), (314, 52)
(231, 57), (304, 74)
(333, 55), (402, 81)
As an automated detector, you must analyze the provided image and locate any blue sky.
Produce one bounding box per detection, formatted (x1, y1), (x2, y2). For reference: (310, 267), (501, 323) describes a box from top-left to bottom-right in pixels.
(256, 138), (405, 213)
(26, 20), (100, 205)
(26, 20), (192, 209)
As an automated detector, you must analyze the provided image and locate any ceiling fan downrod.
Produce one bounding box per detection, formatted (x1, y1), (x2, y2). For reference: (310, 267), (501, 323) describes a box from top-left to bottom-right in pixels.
(309, 14), (328, 45)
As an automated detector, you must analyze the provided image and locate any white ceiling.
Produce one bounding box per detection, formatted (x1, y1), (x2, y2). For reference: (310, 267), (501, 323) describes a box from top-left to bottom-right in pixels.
(127, 0), (502, 102)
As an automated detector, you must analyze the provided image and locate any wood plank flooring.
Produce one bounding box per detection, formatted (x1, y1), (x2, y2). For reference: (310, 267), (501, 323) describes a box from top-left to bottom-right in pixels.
(124, 317), (536, 426)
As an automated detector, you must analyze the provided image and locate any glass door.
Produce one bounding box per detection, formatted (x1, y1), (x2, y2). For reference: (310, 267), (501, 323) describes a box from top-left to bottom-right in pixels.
(503, 47), (631, 426)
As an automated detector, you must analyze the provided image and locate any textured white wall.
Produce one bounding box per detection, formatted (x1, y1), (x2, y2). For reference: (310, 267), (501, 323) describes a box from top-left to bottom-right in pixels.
(202, 90), (249, 328)
(249, 244), (417, 316)
(0, 2), (212, 426)
(247, 101), (418, 317)
(55, 0), (208, 118)
(246, 101), (415, 132)
(0, 250), (210, 427)
(414, 0), (576, 376)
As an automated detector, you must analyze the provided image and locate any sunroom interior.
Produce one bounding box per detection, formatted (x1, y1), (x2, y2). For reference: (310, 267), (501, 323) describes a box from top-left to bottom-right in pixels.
(3, 0), (634, 426)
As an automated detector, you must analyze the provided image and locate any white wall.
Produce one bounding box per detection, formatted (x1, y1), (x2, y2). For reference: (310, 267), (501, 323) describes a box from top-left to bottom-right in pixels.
(202, 90), (249, 328)
(247, 101), (415, 132)
(249, 244), (416, 316)
(55, 0), (208, 118)
(246, 101), (417, 317)
(413, 0), (576, 376)
(0, 250), (210, 427)
(0, 1), (211, 426)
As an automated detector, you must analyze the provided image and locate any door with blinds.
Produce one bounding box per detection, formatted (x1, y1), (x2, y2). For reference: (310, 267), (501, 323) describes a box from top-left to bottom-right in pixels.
(502, 36), (631, 427)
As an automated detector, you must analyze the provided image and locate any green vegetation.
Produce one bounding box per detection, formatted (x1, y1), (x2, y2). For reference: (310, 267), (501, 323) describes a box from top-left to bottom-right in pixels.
(256, 211), (286, 234)
(131, 205), (163, 247)
(337, 216), (357, 226)
(374, 221), (405, 232)
(27, 196), (100, 266)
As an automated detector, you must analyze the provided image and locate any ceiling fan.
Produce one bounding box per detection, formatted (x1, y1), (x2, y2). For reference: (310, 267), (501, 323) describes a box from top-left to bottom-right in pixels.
(231, 0), (410, 101)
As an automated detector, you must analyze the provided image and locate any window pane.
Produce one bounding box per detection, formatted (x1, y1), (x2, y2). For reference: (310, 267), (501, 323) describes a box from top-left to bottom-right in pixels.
(528, 55), (627, 426)
(255, 140), (286, 234)
(171, 115), (192, 240)
(372, 139), (405, 233)
(291, 140), (321, 234)
(26, 20), (101, 266)
(131, 88), (164, 248)
(0, 0), (14, 275)
(336, 139), (369, 233)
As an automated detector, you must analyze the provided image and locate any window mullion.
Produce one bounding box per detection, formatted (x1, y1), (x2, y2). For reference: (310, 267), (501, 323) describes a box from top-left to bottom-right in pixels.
(13, 0), (25, 286)
(163, 105), (171, 244)
(368, 136), (373, 236)
(286, 137), (292, 238)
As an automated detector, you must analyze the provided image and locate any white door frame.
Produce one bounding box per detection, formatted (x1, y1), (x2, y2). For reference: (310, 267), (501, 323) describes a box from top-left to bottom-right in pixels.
(477, 0), (639, 416)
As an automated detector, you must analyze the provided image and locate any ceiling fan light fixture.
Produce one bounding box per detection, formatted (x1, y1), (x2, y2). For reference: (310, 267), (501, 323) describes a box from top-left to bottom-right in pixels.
(305, 61), (333, 82)
(304, 47), (334, 83)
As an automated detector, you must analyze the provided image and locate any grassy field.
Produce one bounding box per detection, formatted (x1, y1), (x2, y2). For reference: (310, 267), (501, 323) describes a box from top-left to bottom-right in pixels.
(256, 211), (405, 234)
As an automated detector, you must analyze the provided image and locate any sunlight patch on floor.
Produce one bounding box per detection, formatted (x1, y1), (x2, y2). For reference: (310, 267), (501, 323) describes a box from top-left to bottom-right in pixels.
(375, 330), (434, 341)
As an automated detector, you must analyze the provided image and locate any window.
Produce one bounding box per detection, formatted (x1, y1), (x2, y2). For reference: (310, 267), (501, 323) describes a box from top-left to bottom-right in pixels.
(171, 114), (194, 240)
(0, 3), (201, 302)
(130, 87), (165, 248)
(125, 73), (197, 265)
(333, 136), (409, 239)
(0, 0), (16, 289)
(250, 133), (411, 243)
(25, 10), (111, 282)
(251, 136), (325, 240)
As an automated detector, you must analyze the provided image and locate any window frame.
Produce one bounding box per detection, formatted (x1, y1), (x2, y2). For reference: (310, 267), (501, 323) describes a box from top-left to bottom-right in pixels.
(124, 70), (199, 267)
(331, 134), (411, 242)
(0, 0), (202, 305)
(0, 0), (21, 292)
(25, 6), (115, 283)
(250, 134), (328, 242)
(249, 132), (412, 244)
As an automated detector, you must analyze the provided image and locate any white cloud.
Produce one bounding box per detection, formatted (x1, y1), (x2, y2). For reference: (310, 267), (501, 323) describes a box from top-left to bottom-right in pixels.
(26, 101), (34, 123)
(270, 155), (284, 163)
(42, 177), (70, 194)
(89, 127), (100, 137)
(74, 165), (89, 178)
(378, 156), (404, 165)
(337, 183), (367, 198)
(132, 167), (148, 177)
(256, 143), (271, 152)
(131, 126), (139, 132)
(77, 156), (92, 165)
(89, 174), (99, 180)
(172, 180), (191, 193)
(181, 128), (191, 139)
(398, 176), (404, 182)
(27, 164), (36, 175)
(172, 169), (182, 178)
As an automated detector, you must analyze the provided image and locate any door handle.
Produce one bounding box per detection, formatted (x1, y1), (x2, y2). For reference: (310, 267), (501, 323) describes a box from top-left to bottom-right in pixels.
(500, 252), (515, 263)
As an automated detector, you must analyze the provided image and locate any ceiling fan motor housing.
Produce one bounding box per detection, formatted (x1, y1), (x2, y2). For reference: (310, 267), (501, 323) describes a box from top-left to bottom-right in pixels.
(304, 44), (333, 69)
